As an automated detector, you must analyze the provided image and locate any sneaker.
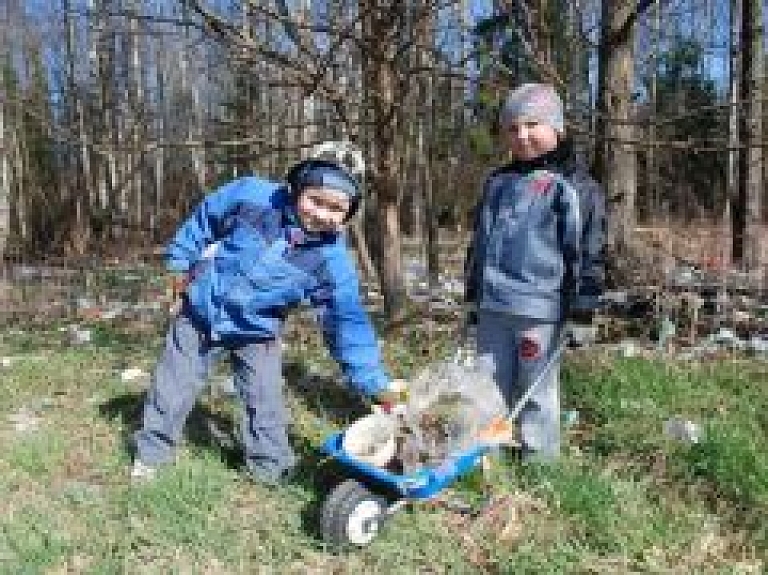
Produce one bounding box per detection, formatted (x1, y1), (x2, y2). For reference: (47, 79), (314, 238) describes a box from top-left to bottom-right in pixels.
(249, 465), (297, 489)
(130, 459), (158, 484)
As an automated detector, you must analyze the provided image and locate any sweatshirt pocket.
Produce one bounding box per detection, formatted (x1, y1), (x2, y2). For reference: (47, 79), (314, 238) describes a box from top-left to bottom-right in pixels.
(493, 212), (527, 282)
(494, 204), (563, 289)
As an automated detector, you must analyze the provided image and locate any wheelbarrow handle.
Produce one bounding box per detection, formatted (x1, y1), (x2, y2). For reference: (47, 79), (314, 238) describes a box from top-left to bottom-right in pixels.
(510, 338), (566, 420)
(478, 337), (568, 441)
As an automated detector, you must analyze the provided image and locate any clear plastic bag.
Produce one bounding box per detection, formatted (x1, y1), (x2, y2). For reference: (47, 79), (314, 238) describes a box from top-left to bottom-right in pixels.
(395, 353), (507, 472)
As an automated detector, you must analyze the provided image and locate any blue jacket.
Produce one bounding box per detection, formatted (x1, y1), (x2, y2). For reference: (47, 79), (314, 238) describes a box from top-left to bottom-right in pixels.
(166, 176), (390, 396)
(466, 144), (605, 321)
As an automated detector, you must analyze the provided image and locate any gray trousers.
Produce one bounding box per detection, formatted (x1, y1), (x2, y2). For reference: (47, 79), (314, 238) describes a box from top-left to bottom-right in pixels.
(134, 310), (295, 482)
(476, 310), (562, 459)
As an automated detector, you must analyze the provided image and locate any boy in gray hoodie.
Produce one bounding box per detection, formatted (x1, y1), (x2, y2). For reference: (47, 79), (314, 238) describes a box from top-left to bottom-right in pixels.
(465, 83), (605, 459)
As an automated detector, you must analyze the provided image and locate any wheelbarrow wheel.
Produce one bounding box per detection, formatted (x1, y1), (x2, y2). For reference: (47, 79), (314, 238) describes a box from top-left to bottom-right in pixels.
(321, 479), (387, 548)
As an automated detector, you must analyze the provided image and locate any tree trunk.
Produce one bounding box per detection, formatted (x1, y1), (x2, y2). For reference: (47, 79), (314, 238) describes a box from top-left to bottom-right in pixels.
(379, 182), (405, 319)
(596, 0), (637, 253)
(180, 6), (205, 190)
(152, 23), (168, 244)
(423, 125), (439, 292)
(423, 53), (439, 291)
(533, 0), (554, 70)
(0, 9), (9, 262)
(89, 0), (109, 242)
(646, 0), (660, 221)
(10, 110), (25, 242)
(94, 0), (119, 242)
(64, 0), (89, 253)
(729, 0), (742, 264)
(736, 0), (763, 270)
(348, 219), (379, 286)
(129, 0), (144, 241)
(360, 1), (405, 321)
(372, 118), (405, 320)
(0, 101), (9, 259)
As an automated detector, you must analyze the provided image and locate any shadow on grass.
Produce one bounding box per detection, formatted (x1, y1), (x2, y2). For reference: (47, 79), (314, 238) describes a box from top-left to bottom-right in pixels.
(97, 359), (378, 543)
(282, 360), (375, 542)
(282, 359), (369, 425)
(286, 434), (349, 542)
(98, 391), (243, 470)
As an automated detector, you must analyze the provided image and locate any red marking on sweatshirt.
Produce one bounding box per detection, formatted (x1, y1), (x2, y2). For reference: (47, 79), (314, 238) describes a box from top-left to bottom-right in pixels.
(529, 174), (555, 195)
(520, 336), (542, 360)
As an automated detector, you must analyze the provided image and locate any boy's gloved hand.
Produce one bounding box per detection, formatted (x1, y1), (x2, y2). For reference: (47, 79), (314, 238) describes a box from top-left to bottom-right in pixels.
(462, 304), (478, 339)
(372, 379), (409, 415)
(464, 304), (478, 327)
(567, 308), (594, 326)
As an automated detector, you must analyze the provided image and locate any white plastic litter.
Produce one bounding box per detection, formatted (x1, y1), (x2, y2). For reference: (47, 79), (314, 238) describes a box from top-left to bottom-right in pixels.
(748, 336), (768, 354)
(120, 368), (148, 382)
(68, 326), (92, 345)
(8, 408), (41, 433)
(664, 417), (701, 444)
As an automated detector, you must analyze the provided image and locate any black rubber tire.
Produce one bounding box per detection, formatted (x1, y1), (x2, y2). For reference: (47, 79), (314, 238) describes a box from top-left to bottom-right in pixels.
(320, 479), (387, 548)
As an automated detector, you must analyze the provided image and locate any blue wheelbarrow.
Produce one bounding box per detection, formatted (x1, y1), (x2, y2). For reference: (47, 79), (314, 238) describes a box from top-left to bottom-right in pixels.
(318, 340), (566, 548)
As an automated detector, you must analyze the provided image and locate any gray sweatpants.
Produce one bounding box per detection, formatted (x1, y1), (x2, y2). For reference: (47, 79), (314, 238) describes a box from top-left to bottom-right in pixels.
(476, 310), (562, 459)
(133, 310), (295, 482)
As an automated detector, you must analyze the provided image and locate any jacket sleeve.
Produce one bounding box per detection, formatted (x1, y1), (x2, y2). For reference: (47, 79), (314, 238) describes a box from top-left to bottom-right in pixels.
(576, 180), (606, 309)
(164, 179), (245, 273)
(556, 177), (583, 308)
(464, 203), (483, 305)
(308, 244), (390, 397)
(559, 176), (605, 313)
(464, 175), (495, 305)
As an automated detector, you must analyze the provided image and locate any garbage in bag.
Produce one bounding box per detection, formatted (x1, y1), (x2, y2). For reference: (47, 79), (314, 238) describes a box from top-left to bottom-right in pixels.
(393, 354), (508, 472)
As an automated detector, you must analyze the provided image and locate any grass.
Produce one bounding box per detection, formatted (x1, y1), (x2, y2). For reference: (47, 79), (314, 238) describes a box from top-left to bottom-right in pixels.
(0, 314), (766, 573)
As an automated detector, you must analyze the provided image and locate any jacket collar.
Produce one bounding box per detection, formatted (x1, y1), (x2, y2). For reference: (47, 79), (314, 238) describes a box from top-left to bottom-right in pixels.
(498, 140), (569, 173)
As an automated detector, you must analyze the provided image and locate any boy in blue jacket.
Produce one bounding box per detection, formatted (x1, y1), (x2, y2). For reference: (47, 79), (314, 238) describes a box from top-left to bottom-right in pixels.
(132, 159), (405, 484)
(465, 83), (605, 460)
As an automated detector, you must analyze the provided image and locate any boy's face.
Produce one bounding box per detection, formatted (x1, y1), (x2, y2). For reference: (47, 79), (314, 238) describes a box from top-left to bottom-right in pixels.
(502, 118), (559, 161)
(296, 187), (351, 233)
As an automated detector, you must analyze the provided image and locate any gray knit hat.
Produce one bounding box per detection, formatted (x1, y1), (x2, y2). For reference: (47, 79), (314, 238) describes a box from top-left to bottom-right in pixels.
(499, 83), (565, 134)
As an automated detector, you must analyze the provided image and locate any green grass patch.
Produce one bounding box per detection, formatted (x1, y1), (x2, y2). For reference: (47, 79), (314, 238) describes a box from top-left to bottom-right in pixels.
(0, 507), (73, 573)
(0, 319), (766, 572)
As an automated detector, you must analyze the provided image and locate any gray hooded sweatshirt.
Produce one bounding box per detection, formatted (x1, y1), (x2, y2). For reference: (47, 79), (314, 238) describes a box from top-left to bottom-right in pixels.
(465, 142), (605, 321)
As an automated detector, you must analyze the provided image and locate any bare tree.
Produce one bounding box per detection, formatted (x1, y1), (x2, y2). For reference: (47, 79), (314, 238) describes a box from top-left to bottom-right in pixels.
(728, 0), (741, 265)
(733, 0), (764, 269)
(596, 0), (638, 253)
(0, 16), (10, 261)
(181, 0), (468, 320)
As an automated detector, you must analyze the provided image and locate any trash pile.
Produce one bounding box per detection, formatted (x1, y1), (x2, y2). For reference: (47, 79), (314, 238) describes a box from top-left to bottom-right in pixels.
(342, 354), (511, 472)
(394, 356), (509, 472)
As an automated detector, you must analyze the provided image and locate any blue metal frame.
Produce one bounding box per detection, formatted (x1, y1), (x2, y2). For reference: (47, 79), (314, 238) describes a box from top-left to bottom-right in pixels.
(320, 339), (568, 500)
(320, 432), (489, 500)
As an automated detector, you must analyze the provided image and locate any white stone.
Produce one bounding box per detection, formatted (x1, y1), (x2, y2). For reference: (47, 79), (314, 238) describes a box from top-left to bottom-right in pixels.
(120, 368), (148, 382)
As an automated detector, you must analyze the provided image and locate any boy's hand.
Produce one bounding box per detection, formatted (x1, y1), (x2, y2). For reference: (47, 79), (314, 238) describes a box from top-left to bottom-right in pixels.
(462, 303), (478, 329)
(373, 379), (409, 415)
(567, 308), (594, 326)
